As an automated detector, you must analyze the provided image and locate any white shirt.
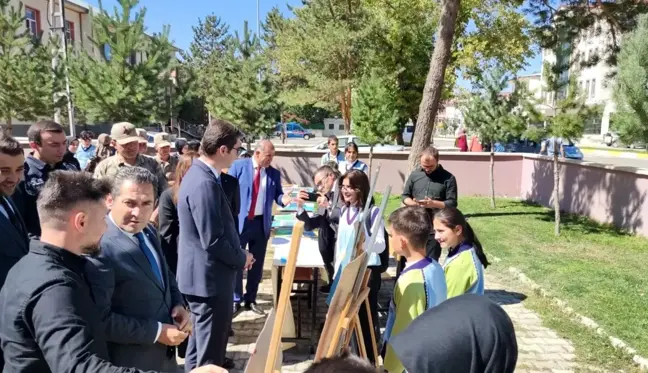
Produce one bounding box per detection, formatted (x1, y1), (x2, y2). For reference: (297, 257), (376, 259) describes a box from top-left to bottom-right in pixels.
(0, 196), (14, 220)
(108, 213), (164, 343)
(252, 158), (267, 216)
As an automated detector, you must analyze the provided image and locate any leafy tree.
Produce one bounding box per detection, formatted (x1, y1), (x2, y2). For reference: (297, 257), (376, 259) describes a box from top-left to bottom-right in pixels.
(540, 57), (590, 236)
(270, 0), (367, 134)
(206, 21), (279, 149)
(463, 69), (531, 208)
(0, 0), (65, 134)
(612, 13), (648, 147)
(68, 0), (178, 125)
(352, 72), (399, 177)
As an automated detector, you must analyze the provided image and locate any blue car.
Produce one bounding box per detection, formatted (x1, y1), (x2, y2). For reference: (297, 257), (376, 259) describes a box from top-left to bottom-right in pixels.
(494, 139), (584, 160)
(275, 122), (315, 140)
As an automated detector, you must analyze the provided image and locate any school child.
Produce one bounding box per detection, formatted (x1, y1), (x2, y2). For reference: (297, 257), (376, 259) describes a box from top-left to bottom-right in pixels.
(382, 206), (447, 373)
(433, 207), (490, 298)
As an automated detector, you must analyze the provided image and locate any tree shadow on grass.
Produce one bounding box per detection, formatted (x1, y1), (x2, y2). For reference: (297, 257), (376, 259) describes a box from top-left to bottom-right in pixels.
(466, 211), (547, 219)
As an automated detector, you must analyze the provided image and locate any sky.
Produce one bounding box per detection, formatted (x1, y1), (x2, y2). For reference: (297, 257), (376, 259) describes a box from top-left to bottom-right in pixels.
(85, 0), (542, 87)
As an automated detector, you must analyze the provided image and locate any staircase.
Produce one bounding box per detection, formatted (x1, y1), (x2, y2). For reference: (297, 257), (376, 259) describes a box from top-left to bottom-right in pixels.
(167, 119), (205, 139)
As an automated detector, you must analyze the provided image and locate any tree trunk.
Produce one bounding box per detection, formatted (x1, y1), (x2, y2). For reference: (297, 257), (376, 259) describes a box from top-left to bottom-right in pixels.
(4, 116), (12, 135)
(553, 138), (561, 236)
(490, 145), (496, 209)
(339, 87), (352, 134)
(406, 0), (461, 174)
(368, 145), (374, 179)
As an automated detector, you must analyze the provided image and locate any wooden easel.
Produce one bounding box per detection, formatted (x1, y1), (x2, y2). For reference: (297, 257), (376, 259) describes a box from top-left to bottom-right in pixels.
(262, 221), (305, 373)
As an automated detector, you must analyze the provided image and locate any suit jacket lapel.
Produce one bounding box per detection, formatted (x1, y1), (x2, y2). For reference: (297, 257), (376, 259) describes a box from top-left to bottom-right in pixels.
(106, 218), (165, 292)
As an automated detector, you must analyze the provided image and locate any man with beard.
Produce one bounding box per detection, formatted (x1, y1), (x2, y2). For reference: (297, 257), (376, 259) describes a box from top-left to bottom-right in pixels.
(0, 171), (226, 373)
(0, 132), (29, 371)
(85, 167), (189, 372)
(401, 146), (458, 262)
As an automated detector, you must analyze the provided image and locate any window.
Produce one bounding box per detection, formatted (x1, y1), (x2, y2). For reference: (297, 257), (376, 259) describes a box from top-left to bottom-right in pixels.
(328, 123), (334, 130)
(590, 79), (596, 98)
(103, 43), (112, 61)
(65, 21), (75, 45)
(25, 7), (40, 37)
(338, 124), (344, 130)
(585, 80), (590, 97)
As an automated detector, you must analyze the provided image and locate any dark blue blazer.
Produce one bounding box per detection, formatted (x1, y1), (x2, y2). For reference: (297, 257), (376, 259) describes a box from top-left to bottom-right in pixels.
(228, 158), (285, 237)
(177, 159), (247, 298)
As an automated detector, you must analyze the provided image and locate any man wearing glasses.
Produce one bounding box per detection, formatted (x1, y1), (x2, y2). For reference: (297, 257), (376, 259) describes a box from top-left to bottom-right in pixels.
(295, 164), (341, 293)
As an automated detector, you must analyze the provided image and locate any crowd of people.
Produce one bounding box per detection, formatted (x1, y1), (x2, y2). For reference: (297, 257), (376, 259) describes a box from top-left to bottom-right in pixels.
(0, 121), (517, 373)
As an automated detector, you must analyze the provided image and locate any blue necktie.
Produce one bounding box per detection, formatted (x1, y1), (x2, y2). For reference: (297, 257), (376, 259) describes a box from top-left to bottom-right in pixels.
(134, 232), (163, 287)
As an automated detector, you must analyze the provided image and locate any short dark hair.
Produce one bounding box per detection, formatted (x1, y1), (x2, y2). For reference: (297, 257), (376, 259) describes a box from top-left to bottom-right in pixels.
(388, 206), (431, 249)
(305, 351), (378, 373)
(201, 119), (241, 156)
(186, 139), (201, 152)
(37, 171), (111, 228)
(421, 145), (439, 160)
(0, 132), (24, 156)
(327, 135), (338, 144)
(27, 120), (65, 145)
(80, 130), (95, 140)
(111, 166), (158, 199)
(316, 164), (341, 180)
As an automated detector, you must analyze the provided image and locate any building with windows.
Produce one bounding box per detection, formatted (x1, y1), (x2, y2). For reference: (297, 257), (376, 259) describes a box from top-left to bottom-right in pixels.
(4, 0), (176, 136)
(539, 19), (617, 136)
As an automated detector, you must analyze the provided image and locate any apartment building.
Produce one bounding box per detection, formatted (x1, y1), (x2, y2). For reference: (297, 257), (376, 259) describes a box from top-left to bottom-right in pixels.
(4, 0), (174, 136)
(540, 18), (617, 136)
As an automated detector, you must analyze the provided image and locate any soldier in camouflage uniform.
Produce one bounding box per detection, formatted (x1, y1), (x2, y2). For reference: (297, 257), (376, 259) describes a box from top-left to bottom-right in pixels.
(153, 133), (178, 181)
(136, 128), (151, 156)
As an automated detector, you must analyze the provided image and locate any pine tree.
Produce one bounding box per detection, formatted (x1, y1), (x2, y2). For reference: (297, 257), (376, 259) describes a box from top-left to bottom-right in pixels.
(352, 71), (399, 177)
(206, 21), (279, 149)
(68, 0), (177, 125)
(464, 68), (532, 208)
(0, 0), (64, 134)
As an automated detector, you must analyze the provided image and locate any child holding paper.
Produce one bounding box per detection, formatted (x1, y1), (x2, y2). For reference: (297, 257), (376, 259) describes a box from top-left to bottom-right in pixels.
(382, 206), (448, 373)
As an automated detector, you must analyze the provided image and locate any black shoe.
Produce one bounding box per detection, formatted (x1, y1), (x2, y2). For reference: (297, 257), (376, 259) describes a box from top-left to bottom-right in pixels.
(244, 302), (266, 315)
(222, 357), (235, 369)
(319, 284), (331, 294)
(232, 303), (243, 318)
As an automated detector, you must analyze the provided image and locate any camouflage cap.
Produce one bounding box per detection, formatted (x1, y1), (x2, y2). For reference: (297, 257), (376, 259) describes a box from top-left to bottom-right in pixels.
(154, 132), (172, 148)
(110, 122), (139, 145)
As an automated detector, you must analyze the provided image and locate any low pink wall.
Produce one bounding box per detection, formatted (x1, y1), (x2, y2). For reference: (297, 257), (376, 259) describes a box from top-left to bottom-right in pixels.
(520, 155), (648, 236)
(272, 149), (523, 197)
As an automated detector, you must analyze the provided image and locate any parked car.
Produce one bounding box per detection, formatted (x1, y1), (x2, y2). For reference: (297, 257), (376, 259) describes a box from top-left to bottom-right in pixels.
(310, 135), (405, 152)
(603, 132), (645, 149)
(494, 138), (583, 160)
(275, 122), (315, 140)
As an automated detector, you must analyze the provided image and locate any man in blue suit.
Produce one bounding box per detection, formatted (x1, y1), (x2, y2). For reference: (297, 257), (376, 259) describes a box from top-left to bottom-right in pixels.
(85, 167), (189, 372)
(228, 140), (291, 315)
(177, 120), (253, 371)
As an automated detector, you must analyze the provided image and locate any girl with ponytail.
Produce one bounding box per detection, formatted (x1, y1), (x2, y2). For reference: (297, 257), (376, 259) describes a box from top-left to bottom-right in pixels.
(433, 207), (489, 298)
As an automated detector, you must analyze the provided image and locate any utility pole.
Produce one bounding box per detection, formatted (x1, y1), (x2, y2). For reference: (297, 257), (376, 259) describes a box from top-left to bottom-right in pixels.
(50, 0), (75, 136)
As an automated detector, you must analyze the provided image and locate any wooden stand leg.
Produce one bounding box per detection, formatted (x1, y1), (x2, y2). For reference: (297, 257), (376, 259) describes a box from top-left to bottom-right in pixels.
(364, 298), (380, 366)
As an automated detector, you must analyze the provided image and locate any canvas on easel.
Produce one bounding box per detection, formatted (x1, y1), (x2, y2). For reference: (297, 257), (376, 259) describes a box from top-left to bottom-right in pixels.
(244, 309), (281, 373)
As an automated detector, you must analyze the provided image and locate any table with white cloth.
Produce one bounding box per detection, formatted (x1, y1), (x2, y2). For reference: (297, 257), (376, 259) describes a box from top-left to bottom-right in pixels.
(271, 191), (324, 353)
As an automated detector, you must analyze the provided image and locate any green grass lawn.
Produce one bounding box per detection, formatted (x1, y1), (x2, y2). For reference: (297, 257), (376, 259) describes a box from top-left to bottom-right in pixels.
(376, 195), (648, 359)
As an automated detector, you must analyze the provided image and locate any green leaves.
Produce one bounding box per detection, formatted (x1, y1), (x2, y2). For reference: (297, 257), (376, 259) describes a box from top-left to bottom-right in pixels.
(68, 0), (177, 125)
(0, 0), (63, 132)
(204, 21), (279, 140)
(612, 13), (648, 146)
(352, 71), (399, 146)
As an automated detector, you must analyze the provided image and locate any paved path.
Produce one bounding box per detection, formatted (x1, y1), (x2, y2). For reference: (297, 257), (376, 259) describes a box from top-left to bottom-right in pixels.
(180, 247), (579, 373)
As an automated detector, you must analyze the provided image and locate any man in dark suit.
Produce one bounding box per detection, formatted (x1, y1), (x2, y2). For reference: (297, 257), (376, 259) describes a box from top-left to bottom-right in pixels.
(0, 132), (29, 371)
(177, 119), (253, 372)
(228, 140), (291, 315)
(220, 172), (241, 231)
(85, 167), (189, 372)
(294, 164), (341, 293)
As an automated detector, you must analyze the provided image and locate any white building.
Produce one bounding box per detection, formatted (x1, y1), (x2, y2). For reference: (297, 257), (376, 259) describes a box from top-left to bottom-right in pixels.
(540, 18), (617, 136)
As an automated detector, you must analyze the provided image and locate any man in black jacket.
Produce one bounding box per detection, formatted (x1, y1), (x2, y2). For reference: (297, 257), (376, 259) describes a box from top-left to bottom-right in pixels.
(0, 171), (225, 373)
(295, 164), (340, 293)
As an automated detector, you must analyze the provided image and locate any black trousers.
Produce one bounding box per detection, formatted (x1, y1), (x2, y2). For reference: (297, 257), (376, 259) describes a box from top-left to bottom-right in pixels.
(357, 267), (382, 364)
